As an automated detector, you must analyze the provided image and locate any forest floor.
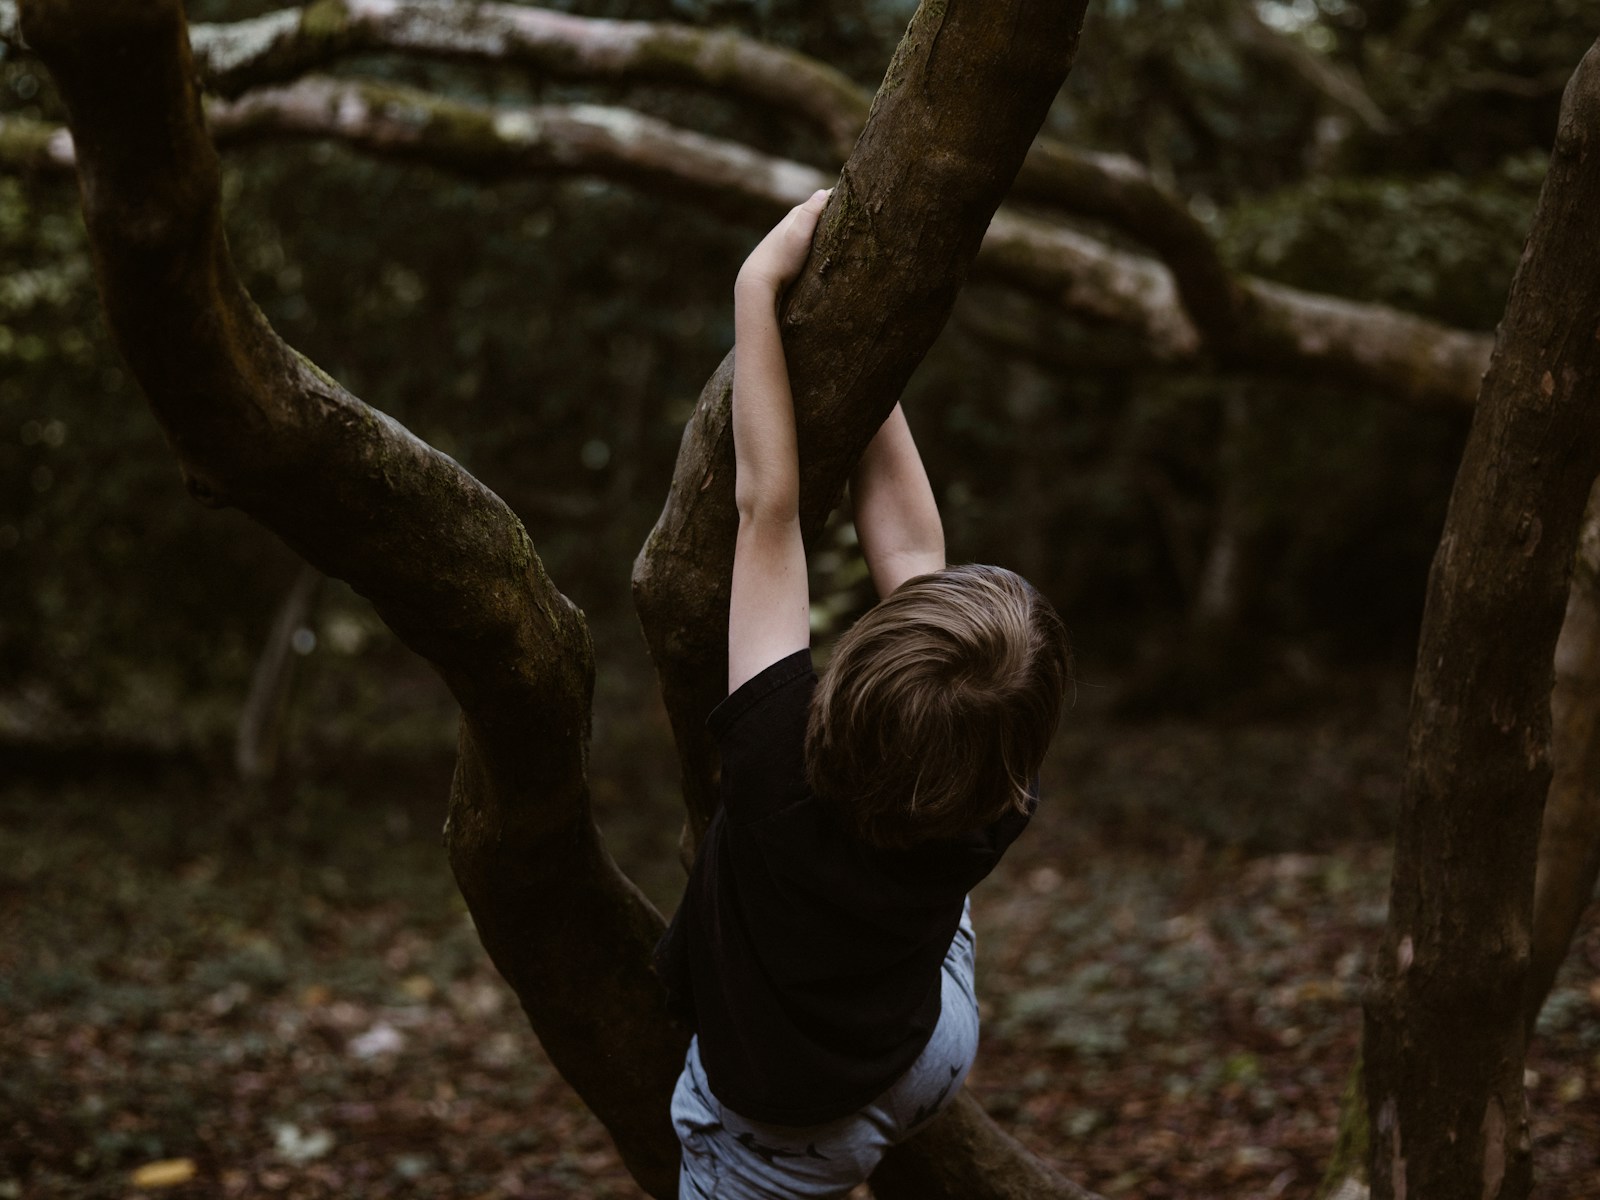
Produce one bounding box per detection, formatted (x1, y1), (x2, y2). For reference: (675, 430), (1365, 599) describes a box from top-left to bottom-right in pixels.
(4, 662), (1600, 1200)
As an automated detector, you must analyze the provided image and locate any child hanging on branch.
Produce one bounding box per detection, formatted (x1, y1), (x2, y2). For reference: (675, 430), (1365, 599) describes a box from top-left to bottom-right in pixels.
(654, 189), (1073, 1199)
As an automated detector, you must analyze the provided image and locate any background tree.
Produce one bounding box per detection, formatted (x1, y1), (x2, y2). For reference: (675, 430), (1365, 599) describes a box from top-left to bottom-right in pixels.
(1361, 41), (1600, 1200)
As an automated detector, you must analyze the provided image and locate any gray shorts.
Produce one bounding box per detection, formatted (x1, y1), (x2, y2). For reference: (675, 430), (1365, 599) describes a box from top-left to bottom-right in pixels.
(671, 900), (979, 1200)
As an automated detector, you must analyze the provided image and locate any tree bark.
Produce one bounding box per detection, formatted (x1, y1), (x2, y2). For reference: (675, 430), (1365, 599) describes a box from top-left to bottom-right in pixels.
(17, 0), (684, 1192)
(874, 1092), (1103, 1200)
(1362, 38), (1600, 1200)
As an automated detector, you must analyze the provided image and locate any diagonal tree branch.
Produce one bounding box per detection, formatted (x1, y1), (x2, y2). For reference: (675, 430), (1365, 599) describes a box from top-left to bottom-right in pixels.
(629, 1), (1108, 1195)
(14, 0), (685, 1193)
(631, 0), (1092, 847)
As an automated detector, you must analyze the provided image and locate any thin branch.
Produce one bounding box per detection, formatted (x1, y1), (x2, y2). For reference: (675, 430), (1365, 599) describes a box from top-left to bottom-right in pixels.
(1229, 4), (1391, 134)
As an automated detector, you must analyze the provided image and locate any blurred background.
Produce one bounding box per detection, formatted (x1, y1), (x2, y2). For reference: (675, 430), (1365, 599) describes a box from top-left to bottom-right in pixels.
(4, 1), (1600, 1197)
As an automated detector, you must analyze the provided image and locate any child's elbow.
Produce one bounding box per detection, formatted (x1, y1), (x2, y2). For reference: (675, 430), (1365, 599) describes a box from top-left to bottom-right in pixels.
(732, 470), (796, 524)
(735, 477), (800, 526)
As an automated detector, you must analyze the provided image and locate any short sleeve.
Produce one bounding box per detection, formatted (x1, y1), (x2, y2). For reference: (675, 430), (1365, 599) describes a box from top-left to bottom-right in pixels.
(707, 648), (816, 826)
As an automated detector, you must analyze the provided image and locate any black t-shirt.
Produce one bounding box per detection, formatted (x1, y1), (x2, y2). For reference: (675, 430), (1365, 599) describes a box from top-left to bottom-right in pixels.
(652, 648), (1033, 1125)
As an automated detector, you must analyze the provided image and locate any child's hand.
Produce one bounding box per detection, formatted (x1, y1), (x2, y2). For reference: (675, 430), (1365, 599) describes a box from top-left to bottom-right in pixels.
(736, 188), (831, 296)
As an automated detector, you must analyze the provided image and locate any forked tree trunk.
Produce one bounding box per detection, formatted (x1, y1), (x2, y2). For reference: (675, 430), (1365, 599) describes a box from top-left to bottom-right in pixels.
(20, 0), (1104, 1196)
(18, 2), (685, 1189)
(1362, 38), (1600, 1200)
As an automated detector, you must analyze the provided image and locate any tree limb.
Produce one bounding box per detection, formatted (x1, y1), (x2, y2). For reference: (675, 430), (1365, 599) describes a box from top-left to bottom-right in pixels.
(0, 0), (1301, 356)
(632, 0), (1091, 843)
(0, 76), (1493, 406)
(15, 0), (684, 1193)
(1227, 4), (1391, 134)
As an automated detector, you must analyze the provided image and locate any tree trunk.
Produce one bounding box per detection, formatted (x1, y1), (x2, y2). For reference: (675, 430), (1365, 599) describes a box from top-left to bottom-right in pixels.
(1526, 481), (1600, 1025)
(1362, 38), (1600, 1200)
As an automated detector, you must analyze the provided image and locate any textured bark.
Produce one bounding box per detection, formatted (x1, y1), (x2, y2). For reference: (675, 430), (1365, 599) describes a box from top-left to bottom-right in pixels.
(1527, 484), (1600, 1025)
(16, 1), (684, 1193)
(632, 0), (1091, 840)
(1362, 39), (1600, 1200)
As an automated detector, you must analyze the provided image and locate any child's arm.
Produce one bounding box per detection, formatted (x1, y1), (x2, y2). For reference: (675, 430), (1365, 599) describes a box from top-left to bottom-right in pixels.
(726, 189), (830, 693)
(851, 404), (946, 598)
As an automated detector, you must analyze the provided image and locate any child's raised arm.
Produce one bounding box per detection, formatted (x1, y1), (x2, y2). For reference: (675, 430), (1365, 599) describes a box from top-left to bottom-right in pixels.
(726, 189), (830, 693)
(851, 404), (946, 598)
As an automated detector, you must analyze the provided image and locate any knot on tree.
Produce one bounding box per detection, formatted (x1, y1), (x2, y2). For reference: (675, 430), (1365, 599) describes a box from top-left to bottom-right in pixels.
(182, 467), (231, 508)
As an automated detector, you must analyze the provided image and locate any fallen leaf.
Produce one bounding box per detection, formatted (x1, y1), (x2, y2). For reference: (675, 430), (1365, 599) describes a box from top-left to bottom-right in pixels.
(131, 1158), (197, 1188)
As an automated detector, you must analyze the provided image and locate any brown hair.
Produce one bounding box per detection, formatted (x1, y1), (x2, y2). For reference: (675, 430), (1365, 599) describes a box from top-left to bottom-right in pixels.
(805, 564), (1071, 849)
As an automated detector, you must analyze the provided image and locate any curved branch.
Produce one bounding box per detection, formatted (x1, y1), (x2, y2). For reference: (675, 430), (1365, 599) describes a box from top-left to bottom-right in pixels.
(982, 211), (1490, 407)
(212, 77), (832, 222)
(0, 79), (1493, 407)
(0, 0), (1270, 352)
(15, 0), (684, 1193)
(1007, 141), (1248, 351)
(152, 0), (871, 157)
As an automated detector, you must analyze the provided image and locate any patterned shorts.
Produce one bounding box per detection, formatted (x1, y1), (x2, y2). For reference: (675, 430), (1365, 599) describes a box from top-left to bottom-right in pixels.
(671, 900), (979, 1200)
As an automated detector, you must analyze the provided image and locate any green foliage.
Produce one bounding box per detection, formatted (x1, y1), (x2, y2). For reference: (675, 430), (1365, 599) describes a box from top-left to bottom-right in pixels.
(1221, 153), (1549, 329)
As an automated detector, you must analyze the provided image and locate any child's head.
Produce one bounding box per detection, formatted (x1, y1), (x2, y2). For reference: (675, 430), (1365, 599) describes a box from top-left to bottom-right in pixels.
(805, 564), (1071, 849)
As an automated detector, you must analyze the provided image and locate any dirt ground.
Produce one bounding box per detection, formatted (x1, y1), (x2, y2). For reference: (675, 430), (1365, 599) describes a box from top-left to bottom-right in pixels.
(4, 669), (1599, 1199)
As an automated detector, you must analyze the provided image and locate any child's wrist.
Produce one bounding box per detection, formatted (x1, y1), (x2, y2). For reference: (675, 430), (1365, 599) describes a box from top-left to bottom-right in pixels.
(734, 267), (783, 303)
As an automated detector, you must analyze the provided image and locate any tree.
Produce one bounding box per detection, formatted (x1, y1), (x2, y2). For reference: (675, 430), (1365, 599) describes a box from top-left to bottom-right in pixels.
(1361, 38), (1600, 1200)
(14, 0), (1103, 1196)
(13, 0), (1600, 1193)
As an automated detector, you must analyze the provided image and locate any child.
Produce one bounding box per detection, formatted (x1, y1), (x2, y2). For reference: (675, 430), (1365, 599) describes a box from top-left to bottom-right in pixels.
(654, 190), (1072, 1199)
